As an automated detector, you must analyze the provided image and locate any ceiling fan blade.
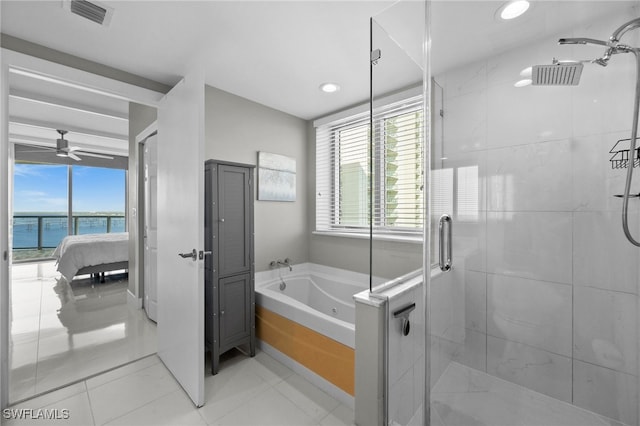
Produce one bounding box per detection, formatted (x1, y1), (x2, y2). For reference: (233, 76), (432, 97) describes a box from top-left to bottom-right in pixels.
(77, 151), (114, 160)
(68, 153), (82, 161)
(17, 147), (57, 153)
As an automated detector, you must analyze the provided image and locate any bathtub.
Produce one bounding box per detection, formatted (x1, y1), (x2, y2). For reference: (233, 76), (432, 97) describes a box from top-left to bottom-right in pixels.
(255, 263), (385, 401)
(255, 263), (383, 347)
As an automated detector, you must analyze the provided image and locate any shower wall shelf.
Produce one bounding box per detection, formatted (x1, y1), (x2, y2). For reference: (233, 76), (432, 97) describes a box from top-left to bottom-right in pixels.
(610, 138), (640, 169)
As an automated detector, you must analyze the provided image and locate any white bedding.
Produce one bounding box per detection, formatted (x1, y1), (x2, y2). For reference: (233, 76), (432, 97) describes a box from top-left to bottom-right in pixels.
(53, 233), (129, 282)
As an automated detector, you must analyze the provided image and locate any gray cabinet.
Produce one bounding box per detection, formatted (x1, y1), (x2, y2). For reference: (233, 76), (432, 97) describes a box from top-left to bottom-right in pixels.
(205, 160), (255, 375)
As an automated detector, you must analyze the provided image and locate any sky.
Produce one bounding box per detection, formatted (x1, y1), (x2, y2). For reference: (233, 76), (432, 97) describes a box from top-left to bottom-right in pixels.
(13, 164), (125, 213)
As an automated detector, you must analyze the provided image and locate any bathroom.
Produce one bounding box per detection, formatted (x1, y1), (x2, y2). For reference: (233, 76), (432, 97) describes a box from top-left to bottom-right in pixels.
(258, 1), (640, 424)
(1, 0), (639, 424)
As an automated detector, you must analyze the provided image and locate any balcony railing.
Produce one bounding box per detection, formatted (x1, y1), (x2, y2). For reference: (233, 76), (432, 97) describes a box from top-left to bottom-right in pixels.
(13, 215), (126, 250)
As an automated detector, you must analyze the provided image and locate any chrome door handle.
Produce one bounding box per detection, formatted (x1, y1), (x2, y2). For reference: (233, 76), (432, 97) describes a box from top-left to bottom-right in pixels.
(178, 249), (197, 261)
(439, 214), (452, 272)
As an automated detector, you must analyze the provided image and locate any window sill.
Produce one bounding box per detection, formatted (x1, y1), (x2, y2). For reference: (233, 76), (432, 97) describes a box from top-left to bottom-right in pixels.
(312, 230), (423, 244)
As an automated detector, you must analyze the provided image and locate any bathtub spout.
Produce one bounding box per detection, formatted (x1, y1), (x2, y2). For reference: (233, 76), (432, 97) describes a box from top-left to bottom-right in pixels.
(270, 258), (293, 271)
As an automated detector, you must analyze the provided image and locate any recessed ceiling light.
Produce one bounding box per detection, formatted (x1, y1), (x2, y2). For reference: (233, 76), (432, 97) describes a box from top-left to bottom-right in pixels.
(498, 0), (530, 20)
(520, 67), (533, 78)
(514, 79), (532, 87)
(320, 83), (340, 93)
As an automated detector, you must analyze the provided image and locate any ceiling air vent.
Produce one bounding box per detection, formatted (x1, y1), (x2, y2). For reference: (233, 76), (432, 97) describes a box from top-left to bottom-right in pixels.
(64, 0), (114, 26)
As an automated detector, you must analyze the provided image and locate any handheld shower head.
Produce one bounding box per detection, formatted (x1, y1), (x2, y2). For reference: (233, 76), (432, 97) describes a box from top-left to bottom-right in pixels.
(558, 37), (612, 47)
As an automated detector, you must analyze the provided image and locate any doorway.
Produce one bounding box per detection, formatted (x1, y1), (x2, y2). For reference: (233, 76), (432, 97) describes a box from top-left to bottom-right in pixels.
(1, 49), (164, 407)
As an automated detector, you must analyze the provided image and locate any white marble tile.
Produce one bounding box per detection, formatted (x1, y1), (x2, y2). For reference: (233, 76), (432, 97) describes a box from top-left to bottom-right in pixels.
(486, 212), (573, 284)
(572, 53), (636, 138)
(487, 274), (572, 357)
(441, 150), (487, 213)
(574, 286), (637, 375)
(388, 366), (415, 426)
(451, 212), (487, 274)
(274, 374), (340, 422)
(573, 360), (639, 426)
(87, 363), (180, 425)
(318, 403), (355, 426)
(572, 133), (640, 213)
(573, 211), (639, 295)
(105, 389), (206, 426)
(429, 335), (459, 391)
(247, 350), (294, 386)
(430, 272), (465, 344)
(8, 382), (87, 411)
(486, 82), (573, 149)
(432, 360), (618, 426)
(462, 270), (486, 333)
(198, 357), (271, 424)
(86, 355), (160, 390)
(413, 354), (425, 418)
(442, 60), (487, 98)
(452, 329), (486, 373)
(486, 30), (576, 88)
(212, 386), (316, 426)
(442, 89), (487, 155)
(486, 140), (572, 212)
(4, 392), (95, 426)
(432, 362), (493, 395)
(487, 336), (572, 402)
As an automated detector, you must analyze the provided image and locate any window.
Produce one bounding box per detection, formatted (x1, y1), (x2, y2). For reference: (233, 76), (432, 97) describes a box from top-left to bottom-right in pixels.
(12, 162), (126, 261)
(316, 96), (424, 238)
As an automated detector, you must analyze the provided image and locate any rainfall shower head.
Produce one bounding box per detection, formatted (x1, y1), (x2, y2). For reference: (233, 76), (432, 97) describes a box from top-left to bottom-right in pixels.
(532, 61), (583, 86)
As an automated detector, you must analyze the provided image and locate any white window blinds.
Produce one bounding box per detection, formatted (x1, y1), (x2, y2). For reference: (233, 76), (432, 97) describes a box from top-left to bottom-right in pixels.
(316, 95), (424, 237)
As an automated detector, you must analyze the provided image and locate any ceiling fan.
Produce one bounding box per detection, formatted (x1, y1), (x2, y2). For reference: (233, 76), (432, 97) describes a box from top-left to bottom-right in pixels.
(22, 130), (114, 161)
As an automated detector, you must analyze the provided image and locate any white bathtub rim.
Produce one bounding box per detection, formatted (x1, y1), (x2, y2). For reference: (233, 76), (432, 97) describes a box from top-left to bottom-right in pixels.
(256, 263), (373, 349)
(256, 287), (355, 348)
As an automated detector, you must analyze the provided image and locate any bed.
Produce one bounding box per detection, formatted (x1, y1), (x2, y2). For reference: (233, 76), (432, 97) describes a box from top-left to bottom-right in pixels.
(53, 232), (129, 282)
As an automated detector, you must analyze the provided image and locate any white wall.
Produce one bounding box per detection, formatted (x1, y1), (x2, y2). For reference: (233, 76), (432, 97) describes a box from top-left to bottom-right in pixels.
(205, 86), (309, 272)
(434, 9), (640, 424)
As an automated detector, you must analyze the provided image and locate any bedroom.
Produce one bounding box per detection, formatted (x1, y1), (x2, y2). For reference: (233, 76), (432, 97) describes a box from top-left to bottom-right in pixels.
(7, 70), (157, 403)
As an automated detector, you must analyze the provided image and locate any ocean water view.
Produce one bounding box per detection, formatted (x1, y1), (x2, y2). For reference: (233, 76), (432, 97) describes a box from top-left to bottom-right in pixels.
(13, 212), (125, 250)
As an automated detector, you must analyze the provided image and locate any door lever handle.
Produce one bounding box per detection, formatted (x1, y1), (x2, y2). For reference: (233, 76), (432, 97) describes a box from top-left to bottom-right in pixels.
(199, 250), (212, 260)
(178, 249), (197, 261)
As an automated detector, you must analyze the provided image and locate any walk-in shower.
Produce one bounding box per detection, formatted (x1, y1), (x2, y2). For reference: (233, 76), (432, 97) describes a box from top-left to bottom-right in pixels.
(359, 2), (639, 425)
(557, 17), (640, 247)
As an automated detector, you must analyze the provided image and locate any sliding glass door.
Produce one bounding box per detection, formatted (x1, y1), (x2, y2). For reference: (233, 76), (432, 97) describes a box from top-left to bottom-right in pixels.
(12, 162), (126, 261)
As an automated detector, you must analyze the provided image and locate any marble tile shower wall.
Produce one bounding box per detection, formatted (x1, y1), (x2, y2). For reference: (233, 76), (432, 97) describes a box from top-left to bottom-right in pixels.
(434, 11), (640, 425)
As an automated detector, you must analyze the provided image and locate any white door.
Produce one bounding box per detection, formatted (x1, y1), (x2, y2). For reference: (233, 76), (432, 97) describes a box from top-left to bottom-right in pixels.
(143, 135), (158, 322)
(156, 71), (205, 407)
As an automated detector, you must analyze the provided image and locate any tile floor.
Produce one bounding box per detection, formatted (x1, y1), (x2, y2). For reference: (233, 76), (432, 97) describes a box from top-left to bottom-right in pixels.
(6, 353), (630, 426)
(431, 362), (628, 426)
(10, 261), (157, 403)
(3, 349), (355, 426)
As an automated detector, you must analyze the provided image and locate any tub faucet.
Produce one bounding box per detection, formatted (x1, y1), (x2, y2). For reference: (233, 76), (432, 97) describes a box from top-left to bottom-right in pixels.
(270, 258), (293, 271)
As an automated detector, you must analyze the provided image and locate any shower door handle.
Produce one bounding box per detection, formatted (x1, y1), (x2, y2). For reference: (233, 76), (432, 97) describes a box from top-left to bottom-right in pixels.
(439, 214), (452, 272)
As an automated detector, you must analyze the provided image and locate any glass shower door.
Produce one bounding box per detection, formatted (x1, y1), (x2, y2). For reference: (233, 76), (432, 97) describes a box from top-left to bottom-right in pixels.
(369, 2), (428, 424)
(429, 1), (640, 425)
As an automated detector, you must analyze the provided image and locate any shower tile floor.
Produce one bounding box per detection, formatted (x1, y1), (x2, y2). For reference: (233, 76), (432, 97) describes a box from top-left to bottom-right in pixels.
(431, 362), (627, 426)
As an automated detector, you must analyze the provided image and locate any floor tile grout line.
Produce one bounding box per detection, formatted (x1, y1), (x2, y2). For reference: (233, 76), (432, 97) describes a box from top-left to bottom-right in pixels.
(97, 387), (183, 426)
(84, 380), (98, 426)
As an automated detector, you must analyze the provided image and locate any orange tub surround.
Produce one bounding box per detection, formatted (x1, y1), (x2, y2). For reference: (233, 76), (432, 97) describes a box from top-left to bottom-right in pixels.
(256, 305), (354, 396)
